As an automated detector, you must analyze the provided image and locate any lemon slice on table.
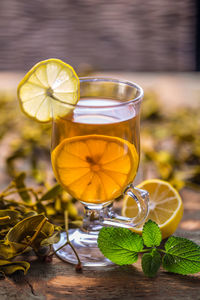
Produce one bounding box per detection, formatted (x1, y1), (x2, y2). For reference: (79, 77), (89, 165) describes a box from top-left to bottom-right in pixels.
(122, 179), (183, 239)
(17, 58), (79, 122)
(51, 134), (139, 203)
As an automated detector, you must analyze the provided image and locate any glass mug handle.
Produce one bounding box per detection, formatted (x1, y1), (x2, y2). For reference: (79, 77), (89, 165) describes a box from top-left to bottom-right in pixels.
(102, 184), (149, 228)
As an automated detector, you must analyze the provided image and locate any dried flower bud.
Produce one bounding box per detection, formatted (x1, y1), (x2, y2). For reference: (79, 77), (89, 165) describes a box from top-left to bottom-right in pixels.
(75, 263), (82, 273)
(44, 255), (53, 263)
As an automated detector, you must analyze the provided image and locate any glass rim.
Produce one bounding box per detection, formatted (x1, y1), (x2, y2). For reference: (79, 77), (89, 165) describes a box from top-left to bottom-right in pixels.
(54, 77), (144, 109)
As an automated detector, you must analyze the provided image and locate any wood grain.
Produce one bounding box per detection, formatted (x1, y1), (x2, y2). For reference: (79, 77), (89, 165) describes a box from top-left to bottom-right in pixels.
(1, 188), (199, 300)
(1, 229), (199, 300)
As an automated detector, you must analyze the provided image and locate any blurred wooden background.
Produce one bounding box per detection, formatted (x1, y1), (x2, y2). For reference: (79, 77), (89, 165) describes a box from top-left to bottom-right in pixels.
(0, 0), (197, 71)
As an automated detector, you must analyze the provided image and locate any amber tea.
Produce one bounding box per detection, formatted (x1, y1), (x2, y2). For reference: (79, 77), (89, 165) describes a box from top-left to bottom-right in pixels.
(52, 78), (148, 267)
(51, 98), (140, 204)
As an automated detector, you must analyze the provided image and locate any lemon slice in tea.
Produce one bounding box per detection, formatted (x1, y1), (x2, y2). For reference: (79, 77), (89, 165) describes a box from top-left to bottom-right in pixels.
(51, 134), (139, 203)
(17, 58), (79, 122)
(122, 179), (183, 239)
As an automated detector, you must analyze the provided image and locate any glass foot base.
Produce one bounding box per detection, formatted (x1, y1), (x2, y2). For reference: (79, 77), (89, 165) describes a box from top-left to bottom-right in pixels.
(53, 229), (113, 267)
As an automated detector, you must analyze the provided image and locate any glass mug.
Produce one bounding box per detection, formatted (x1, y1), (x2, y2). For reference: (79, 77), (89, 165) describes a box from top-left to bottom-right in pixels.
(52, 78), (149, 266)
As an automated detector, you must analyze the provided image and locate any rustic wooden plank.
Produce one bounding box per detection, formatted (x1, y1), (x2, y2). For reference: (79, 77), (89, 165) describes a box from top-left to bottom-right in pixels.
(6, 229), (198, 300)
(0, 277), (36, 300)
(0, 180), (199, 298)
(0, 229), (199, 300)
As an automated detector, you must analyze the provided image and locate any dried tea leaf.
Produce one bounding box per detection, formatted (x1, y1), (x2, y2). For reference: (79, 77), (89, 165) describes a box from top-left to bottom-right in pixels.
(0, 228), (10, 239)
(67, 202), (78, 220)
(0, 216), (10, 225)
(6, 214), (46, 242)
(40, 231), (60, 246)
(0, 213), (57, 260)
(55, 197), (62, 212)
(6, 214), (49, 253)
(32, 167), (46, 184)
(23, 211), (38, 219)
(6, 149), (27, 177)
(0, 242), (14, 259)
(40, 184), (62, 201)
(35, 201), (47, 215)
(0, 259), (30, 275)
(61, 191), (73, 203)
(14, 172), (31, 203)
(45, 204), (57, 216)
(0, 210), (20, 226)
(41, 219), (55, 238)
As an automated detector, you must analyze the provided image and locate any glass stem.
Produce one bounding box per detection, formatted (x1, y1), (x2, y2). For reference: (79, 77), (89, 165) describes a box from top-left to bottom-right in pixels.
(82, 203), (114, 233)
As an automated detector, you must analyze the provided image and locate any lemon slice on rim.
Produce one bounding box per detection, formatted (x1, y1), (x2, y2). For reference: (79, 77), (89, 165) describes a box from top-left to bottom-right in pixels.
(17, 58), (79, 122)
(122, 179), (183, 239)
(51, 134), (139, 203)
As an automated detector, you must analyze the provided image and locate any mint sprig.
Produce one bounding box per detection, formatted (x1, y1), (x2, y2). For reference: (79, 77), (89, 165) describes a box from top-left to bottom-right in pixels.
(163, 236), (200, 275)
(142, 249), (162, 277)
(97, 220), (200, 277)
(142, 220), (162, 247)
(98, 227), (143, 265)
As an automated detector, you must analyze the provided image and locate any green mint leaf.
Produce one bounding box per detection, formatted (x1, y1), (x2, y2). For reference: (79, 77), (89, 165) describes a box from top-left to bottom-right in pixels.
(98, 227), (143, 265)
(163, 236), (200, 275)
(142, 220), (162, 247)
(142, 249), (162, 277)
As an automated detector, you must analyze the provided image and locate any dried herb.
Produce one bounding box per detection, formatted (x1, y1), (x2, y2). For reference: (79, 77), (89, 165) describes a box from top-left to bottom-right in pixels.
(0, 172), (82, 278)
(141, 92), (200, 190)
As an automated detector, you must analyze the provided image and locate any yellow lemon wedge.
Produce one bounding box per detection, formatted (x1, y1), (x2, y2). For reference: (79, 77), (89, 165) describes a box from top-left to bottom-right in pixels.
(122, 179), (183, 239)
(17, 58), (79, 122)
(51, 134), (139, 203)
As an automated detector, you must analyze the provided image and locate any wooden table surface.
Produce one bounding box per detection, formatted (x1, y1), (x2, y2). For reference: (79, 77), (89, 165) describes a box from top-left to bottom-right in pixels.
(0, 72), (199, 300)
(1, 229), (200, 300)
